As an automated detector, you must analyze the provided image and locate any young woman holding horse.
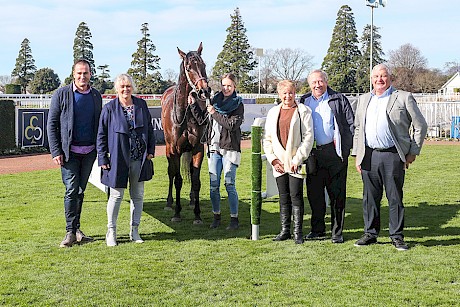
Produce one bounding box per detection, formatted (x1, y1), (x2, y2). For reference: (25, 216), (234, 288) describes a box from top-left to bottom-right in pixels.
(188, 73), (244, 230)
(97, 74), (155, 246)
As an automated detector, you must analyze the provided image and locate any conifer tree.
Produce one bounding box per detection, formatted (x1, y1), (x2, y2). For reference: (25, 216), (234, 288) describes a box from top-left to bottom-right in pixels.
(128, 23), (162, 93)
(322, 5), (361, 93)
(212, 7), (256, 92)
(93, 64), (113, 94)
(65, 22), (96, 84)
(12, 38), (36, 93)
(356, 24), (385, 93)
(28, 68), (60, 94)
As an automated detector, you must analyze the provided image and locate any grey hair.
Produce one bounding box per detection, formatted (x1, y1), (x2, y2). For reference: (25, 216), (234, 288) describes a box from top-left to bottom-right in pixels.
(307, 69), (328, 84)
(114, 74), (137, 93)
(372, 63), (392, 76)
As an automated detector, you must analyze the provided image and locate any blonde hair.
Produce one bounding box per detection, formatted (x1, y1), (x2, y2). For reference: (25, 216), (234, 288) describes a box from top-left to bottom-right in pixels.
(114, 73), (137, 93)
(277, 80), (296, 93)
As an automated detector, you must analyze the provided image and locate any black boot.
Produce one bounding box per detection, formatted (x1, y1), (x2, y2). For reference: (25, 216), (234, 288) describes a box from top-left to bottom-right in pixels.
(226, 217), (239, 230)
(210, 213), (221, 229)
(292, 205), (304, 244)
(273, 203), (292, 241)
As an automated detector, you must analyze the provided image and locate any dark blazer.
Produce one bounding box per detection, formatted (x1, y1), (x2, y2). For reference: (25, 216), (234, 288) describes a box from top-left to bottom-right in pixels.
(97, 96), (155, 188)
(300, 87), (355, 158)
(47, 84), (102, 161)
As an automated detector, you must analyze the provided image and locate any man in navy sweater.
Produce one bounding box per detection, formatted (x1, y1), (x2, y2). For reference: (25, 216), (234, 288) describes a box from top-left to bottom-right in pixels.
(47, 59), (102, 248)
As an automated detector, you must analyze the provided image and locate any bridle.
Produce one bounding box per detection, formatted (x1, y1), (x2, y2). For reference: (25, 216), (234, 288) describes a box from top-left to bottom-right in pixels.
(183, 55), (211, 106)
(183, 59), (208, 95)
(172, 55), (209, 126)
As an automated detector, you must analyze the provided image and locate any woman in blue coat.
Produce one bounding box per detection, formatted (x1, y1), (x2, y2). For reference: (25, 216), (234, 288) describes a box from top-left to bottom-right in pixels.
(97, 74), (155, 246)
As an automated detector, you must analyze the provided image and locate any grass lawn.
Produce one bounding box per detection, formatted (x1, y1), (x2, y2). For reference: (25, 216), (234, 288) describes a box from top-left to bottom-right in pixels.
(0, 144), (459, 306)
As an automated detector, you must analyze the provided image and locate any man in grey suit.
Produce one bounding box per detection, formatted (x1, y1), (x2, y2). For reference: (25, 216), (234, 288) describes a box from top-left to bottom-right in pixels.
(352, 63), (427, 251)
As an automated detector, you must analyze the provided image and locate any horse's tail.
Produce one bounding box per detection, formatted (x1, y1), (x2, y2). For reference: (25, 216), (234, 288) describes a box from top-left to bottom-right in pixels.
(181, 151), (192, 182)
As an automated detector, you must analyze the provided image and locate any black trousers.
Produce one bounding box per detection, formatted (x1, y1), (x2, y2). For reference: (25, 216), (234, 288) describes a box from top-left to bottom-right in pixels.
(360, 147), (405, 239)
(306, 143), (348, 237)
(276, 173), (304, 209)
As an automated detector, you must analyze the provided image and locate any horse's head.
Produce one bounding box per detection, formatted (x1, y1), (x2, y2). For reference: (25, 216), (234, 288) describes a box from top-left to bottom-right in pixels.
(178, 42), (211, 100)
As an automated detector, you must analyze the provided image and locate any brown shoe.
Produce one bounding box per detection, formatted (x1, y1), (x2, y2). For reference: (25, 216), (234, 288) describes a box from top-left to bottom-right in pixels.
(76, 229), (94, 243)
(60, 231), (77, 248)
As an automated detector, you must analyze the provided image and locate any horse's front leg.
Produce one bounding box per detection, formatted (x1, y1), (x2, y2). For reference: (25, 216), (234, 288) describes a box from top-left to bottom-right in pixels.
(190, 165), (202, 224)
(190, 151), (204, 224)
(171, 174), (183, 222)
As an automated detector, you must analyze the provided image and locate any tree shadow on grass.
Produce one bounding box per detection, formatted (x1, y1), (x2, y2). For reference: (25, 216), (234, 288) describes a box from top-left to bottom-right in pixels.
(142, 198), (282, 242)
(338, 198), (460, 247)
(141, 196), (460, 246)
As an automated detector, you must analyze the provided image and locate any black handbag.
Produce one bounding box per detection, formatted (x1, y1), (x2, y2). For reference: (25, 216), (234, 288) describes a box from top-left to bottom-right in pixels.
(304, 152), (317, 175)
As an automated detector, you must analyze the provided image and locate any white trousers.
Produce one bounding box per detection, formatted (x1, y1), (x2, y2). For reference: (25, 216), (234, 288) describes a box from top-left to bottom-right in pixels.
(106, 160), (144, 228)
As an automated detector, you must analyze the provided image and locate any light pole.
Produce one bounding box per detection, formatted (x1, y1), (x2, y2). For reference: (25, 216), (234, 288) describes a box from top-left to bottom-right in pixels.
(365, 0), (386, 91)
(255, 48), (264, 95)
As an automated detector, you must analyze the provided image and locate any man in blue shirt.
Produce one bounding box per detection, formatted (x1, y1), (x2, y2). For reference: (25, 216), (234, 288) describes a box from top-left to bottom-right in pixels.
(47, 59), (102, 248)
(300, 70), (355, 244)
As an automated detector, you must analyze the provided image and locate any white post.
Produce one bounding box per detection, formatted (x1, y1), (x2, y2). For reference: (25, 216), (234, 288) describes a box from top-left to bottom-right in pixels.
(255, 48), (264, 95)
(370, 6), (374, 92)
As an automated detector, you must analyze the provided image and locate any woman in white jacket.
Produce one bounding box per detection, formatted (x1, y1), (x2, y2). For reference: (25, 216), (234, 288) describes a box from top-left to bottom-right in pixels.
(263, 80), (314, 244)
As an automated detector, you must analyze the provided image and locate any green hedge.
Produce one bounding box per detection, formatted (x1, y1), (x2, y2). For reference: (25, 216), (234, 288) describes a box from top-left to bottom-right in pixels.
(255, 97), (278, 104)
(5, 84), (21, 94)
(0, 100), (16, 150)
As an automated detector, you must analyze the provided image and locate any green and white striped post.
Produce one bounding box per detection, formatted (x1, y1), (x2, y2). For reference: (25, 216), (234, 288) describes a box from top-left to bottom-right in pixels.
(251, 121), (263, 240)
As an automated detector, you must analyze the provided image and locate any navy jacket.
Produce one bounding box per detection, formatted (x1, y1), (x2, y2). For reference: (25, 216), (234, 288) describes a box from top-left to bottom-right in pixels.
(97, 96), (155, 188)
(300, 87), (355, 158)
(47, 84), (102, 161)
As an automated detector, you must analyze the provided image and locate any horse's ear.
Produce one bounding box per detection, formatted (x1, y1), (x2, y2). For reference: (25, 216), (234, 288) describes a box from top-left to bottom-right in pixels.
(197, 42), (203, 55)
(177, 47), (186, 59)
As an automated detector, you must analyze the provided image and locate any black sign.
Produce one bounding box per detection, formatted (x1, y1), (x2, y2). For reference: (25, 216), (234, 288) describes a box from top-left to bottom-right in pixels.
(18, 109), (49, 148)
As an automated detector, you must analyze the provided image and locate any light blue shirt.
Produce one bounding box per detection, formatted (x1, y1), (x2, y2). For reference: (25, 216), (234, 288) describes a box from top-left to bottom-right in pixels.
(365, 86), (395, 149)
(307, 91), (334, 146)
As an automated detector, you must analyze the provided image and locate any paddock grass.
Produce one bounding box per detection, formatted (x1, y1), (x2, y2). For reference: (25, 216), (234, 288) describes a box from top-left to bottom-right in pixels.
(0, 145), (459, 306)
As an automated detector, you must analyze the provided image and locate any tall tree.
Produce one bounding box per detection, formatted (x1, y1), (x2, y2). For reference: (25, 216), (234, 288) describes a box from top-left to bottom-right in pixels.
(65, 22), (96, 84)
(28, 68), (61, 94)
(356, 24), (385, 93)
(212, 7), (257, 92)
(321, 5), (361, 93)
(12, 38), (37, 93)
(92, 64), (113, 94)
(128, 22), (162, 93)
(388, 43), (427, 92)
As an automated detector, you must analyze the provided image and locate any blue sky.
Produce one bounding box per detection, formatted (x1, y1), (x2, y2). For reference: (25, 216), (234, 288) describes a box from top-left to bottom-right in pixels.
(1, 0), (458, 83)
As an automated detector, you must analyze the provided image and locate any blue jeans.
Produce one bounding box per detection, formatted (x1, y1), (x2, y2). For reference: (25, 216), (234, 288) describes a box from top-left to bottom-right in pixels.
(61, 150), (96, 233)
(209, 152), (239, 216)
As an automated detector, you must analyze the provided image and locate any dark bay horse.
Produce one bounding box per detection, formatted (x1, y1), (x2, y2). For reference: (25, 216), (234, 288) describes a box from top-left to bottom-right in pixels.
(161, 43), (211, 224)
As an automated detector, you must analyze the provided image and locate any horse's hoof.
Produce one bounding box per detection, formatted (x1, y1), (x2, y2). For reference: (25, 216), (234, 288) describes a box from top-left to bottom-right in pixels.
(164, 206), (173, 211)
(193, 219), (203, 225)
(171, 216), (182, 222)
